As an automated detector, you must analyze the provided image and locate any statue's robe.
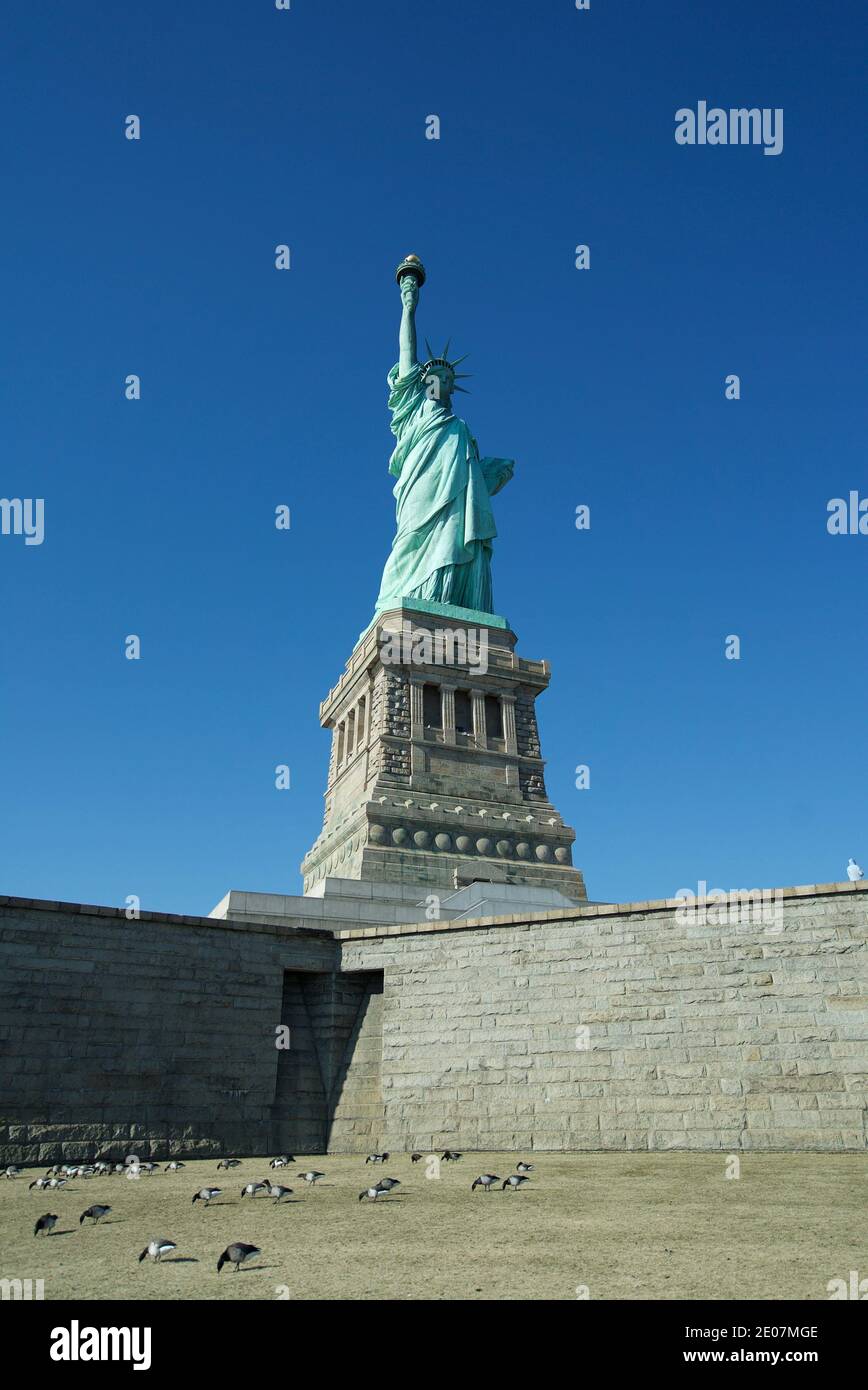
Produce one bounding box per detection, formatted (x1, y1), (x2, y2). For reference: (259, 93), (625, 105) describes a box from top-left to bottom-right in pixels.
(375, 362), (513, 614)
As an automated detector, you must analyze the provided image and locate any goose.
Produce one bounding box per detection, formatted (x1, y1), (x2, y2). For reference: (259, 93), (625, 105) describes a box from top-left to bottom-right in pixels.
(267, 1184), (293, 1202)
(139, 1239), (177, 1263)
(374, 1177), (400, 1192)
(47, 1177), (68, 1190)
(165, 1162), (185, 1172)
(192, 1187), (222, 1206)
(241, 1182), (268, 1199)
(113, 1164), (126, 1175)
(80, 1205), (111, 1224)
(297, 1171), (325, 1186)
(93, 1161), (111, 1174)
(29, 1177), (52, 1191)
(4, 1165), (20, 1179)
(410, 1153), (423, 1163)
(442, 1150), (463, 1162)
(34, 1213), (58, 1236)
(269, 1155), (295, 1168)
(217, 1159), (241, 1171)
(365, 1152), (390, 1164)
(217, 1242), (260, 1273)
(502, 1175), (530, 1191)
(515, 1162), (534, 1173)
(359, 1186), (389, 1201)
(471, 1174), (500, 1193)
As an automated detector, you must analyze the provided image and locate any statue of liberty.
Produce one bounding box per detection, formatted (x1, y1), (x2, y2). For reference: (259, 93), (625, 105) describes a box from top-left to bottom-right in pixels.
(374, 255), (514, 617)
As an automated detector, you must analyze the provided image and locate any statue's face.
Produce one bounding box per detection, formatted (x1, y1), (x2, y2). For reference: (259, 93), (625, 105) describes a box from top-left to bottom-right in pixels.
(424, 365), (454, 401)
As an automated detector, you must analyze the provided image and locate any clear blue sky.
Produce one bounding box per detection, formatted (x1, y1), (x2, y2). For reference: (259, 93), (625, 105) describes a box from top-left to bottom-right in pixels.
(2, 1), (865, 915)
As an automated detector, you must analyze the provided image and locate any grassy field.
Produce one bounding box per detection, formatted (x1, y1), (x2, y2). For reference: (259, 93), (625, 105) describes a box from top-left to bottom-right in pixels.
(2, 1152), (863, 1301)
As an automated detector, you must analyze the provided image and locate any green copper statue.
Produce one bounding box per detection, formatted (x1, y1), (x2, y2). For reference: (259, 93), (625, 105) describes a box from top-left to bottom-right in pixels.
(374, 255), (514, 616)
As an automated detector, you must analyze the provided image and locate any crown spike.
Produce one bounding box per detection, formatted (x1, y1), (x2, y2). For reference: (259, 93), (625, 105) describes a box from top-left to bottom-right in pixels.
(451, 353), (469, 367)
(425, 338), (435, 362)
(442, 339), (451, 360)
(452, 384), (470, 393)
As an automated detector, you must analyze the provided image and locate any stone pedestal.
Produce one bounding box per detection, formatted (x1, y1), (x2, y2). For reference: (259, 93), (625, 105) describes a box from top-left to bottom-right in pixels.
(300, 603), (586, 902)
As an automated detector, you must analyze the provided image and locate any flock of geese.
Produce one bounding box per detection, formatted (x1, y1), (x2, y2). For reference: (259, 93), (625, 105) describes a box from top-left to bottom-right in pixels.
(7, 1152), (536, 1275)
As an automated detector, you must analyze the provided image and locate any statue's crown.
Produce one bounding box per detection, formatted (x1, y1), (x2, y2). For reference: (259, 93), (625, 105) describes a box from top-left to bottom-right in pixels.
(421, 340), (471, 391)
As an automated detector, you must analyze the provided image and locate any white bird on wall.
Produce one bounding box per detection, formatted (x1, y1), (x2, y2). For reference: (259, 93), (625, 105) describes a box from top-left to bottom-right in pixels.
(847, 858), (864, 882)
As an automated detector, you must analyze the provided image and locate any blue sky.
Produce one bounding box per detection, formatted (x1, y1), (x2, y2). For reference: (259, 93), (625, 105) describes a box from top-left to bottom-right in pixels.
(2, 0), (865, 915)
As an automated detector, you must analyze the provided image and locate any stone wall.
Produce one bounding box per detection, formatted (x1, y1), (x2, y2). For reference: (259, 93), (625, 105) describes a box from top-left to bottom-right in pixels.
(1, 883), (865, 1163)
(272, 969), (385, 1154)
(0, 897), (336, 1165)
(328, 974), (385, 1150)
(338, 884), (868, 1152)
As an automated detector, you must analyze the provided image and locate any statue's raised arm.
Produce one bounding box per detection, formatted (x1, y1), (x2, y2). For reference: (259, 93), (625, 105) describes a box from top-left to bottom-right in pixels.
(398, 267), (420, 377)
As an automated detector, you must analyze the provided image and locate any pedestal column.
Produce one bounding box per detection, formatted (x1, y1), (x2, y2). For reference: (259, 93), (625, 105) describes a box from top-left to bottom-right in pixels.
(441, 684), (456, 746)
(501, 693), (518, 754)
(409, 678), (425, 776)
(471, 688), (487, 750)
(409, 679), (424, 736)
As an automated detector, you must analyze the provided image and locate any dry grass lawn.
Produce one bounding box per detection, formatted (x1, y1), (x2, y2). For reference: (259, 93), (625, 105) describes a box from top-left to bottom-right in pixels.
(2, 1151), (863, 1301)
